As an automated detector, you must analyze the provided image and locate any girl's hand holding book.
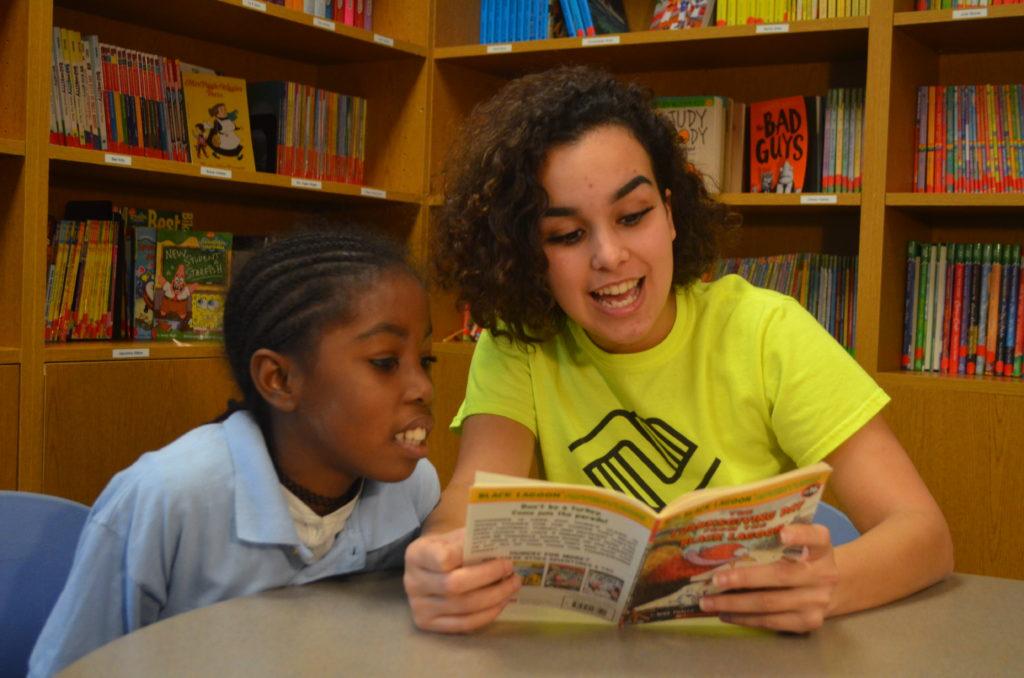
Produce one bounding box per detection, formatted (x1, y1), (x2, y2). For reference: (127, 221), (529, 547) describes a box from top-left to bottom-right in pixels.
(697, 523), (840, 633)
(404, 527), (522, 634)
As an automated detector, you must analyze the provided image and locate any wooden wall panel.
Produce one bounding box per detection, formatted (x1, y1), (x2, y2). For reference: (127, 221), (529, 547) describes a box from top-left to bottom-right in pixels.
(0, 364), (18, 490)
(427, 344), (473, 488)
(879, 377), (1024, 580)
(43, 359), (238, 504)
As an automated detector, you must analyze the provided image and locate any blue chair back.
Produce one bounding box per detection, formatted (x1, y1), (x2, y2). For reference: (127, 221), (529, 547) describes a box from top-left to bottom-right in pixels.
(0, 491), (89, 678)
(813, 501), (860, 546)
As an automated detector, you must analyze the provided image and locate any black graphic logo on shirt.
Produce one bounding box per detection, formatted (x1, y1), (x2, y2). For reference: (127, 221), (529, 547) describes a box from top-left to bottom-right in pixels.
(569, 410), (720, 511)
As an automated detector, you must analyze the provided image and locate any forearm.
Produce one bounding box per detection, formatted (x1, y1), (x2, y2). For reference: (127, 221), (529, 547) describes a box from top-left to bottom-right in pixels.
(829, 506), (954, 617)
(422, 477), (472, 535)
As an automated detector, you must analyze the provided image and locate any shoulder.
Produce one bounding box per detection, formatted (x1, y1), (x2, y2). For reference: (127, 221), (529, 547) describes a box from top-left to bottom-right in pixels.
(685, 276), (806, 333)
(89, 421), (234, 529)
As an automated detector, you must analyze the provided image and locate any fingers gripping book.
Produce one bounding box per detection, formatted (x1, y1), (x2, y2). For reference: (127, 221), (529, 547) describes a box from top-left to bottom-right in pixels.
(463, 462), (832, 625)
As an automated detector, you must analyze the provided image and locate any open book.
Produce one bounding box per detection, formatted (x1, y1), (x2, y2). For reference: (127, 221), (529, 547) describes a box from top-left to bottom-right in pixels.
(463, 462), (832, 626)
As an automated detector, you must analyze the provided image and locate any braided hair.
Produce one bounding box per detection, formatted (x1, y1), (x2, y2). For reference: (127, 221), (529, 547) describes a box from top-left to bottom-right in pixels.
(223, 229), (416, 430)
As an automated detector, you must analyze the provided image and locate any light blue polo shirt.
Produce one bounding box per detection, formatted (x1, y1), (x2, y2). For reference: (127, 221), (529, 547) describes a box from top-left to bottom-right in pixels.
(29, 410), (439, 677)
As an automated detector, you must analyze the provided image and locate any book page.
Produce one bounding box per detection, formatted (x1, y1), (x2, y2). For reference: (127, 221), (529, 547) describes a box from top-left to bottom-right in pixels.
(464, 474), (656, 623)
(624, 464), (831, 624)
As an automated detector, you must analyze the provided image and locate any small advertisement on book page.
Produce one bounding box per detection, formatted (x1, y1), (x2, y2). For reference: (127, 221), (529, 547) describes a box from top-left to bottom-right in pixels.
(464, 486), (655, 622)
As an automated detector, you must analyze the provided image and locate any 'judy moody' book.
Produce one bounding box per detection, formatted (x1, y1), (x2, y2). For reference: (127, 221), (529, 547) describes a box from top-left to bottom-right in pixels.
(464, 462), (831, 626)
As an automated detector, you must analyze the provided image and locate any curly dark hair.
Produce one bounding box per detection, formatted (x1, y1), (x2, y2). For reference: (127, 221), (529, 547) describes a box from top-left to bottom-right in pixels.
(433, 65), (734, 346)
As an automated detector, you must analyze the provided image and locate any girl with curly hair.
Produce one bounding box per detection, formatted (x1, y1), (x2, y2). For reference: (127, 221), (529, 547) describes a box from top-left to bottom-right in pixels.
(405, 66), (952, 635)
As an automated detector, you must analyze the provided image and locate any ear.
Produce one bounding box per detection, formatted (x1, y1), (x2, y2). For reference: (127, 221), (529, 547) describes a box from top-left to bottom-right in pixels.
(663, 188), (676, 241)
(250, 348), (302, 413)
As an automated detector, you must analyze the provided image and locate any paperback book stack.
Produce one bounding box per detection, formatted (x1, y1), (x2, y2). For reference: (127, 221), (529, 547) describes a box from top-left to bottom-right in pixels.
(274, 0), (374, 29)
(248, 81), (369, 184)
(913, 84), (1024, 193)
(712, 253), (857, 354)
(715, 0), (867, 25)
(903, 241), (1024, 378)
(914, 1), (1024, 8)
(479, 1), (631, 43)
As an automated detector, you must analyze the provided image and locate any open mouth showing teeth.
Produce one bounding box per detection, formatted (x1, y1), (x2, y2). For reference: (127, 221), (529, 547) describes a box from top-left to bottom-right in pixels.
(394, 428), (427, 445)
(591, 278), (643, 309)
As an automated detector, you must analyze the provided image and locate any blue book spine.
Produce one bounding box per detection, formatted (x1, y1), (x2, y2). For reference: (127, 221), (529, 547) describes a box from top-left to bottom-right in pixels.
(559, 0), (577, 37)
(903, 241), (918, 369)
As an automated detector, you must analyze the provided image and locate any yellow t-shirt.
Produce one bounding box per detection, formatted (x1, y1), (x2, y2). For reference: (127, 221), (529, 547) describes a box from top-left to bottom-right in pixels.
(453, 275), (889, 511)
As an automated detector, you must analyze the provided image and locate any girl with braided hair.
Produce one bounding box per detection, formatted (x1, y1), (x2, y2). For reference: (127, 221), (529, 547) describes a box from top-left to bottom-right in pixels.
(31, 230), (439, 677)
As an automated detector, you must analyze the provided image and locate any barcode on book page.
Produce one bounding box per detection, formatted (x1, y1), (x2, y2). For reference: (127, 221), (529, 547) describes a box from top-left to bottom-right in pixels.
(562, 597), (614, 621)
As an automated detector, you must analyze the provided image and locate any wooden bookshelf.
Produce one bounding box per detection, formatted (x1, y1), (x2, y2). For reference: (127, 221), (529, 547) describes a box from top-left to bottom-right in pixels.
(1, 0), (1021, 579)
(49, 145), (421, 206)
(0, 138), (26, 156)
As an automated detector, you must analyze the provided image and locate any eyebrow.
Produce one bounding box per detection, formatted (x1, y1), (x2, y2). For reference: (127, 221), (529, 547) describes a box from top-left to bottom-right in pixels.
(357, 323), (409, 340)
(542, 175), (653, 217)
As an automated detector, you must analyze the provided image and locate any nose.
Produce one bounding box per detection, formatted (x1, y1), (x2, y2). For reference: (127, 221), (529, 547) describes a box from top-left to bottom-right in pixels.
(407, 363), (434, 406)
(590, 227), (628, 270)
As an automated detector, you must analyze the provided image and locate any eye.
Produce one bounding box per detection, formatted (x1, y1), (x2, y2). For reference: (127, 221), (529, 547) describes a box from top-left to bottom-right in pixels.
(545, 228), (584, 245)
(620, 206), (654, 226)
(420, 355), (437, 372)
(370, 357), (399, 372)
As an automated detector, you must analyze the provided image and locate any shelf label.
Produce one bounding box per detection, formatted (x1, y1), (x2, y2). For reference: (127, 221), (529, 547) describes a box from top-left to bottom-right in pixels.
(360, 186), (387, 199)
(104, 153), (132, 166)
(313, 17), (335, 31)
(291, 177), (322, 190)
(756, 23), (790, 34)
(200, 166), (232, 179)
(486, 43), (512, 54)
(241, 0), (267, 11)
(800, 194), (838, 205)
(373, 33), (395, 47)
(952, 8), (987, 19)
(113, 348), (150, 359)
(582, 35), (620, 46)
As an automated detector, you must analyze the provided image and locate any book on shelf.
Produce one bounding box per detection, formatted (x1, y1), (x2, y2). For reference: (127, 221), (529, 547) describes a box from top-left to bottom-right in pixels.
(153, 229), (234, 341)
(463, 462), (832, 626)
(649, 0), (716, 29)
(903, 240), (1023, 378)
(748, 95), (822, 194)
(715, 0), (867, 25)
(247, 81), (368, 184)
(182, 72), (256, 172)
(655, 95), (731, 193)
(914, 84), (1024, 194)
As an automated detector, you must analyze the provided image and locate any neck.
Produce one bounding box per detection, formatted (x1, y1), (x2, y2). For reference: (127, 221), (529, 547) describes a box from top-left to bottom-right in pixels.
(275, 463), (361, 516)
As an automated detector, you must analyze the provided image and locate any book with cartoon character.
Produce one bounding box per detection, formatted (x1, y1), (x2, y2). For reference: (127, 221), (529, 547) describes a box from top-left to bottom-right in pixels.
(748, 95), (823, 194)
(463, 461), (831, 626)
(152, 229), (233, 341)
(181, 71), (256, 172)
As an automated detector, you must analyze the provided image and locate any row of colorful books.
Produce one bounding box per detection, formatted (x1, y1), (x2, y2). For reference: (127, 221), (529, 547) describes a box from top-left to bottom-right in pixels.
(913, 84), (1024, 194)
(50, 27), (369, 184)
(478, 1), (631, 43)
(649, 0), (716, 29)
(656, 88), (864, 195)
(711, 252), (858, 353)
(44, 205), (235, 344)
(915, 1), (1024, 8)
(248, 81), (368, 183)
(902, 241), (1024, 378)
(276, 0), (374, 28)
(712, 0), (866, 25)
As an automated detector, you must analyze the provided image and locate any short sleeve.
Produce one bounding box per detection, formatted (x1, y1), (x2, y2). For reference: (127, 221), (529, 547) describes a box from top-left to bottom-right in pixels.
(761, 298), (891, 467)
(451, 329), (537, 435)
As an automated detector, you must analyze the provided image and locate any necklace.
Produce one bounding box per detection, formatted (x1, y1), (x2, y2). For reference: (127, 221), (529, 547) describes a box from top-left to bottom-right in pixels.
(275, 467), (361, 516)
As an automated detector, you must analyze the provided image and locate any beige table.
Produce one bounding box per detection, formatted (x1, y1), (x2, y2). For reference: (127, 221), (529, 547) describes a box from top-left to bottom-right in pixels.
(62, 571), (1022, 677)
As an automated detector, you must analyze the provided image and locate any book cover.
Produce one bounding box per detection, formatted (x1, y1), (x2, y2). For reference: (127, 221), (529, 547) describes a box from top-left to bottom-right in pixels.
(153, 229), (233, 341)
(182, 71), (256, 171)
(464, 463), (831, 626)
(586, 0), (628, 34)
(748, 95), (820, 193)
(655, 96), (729, 193)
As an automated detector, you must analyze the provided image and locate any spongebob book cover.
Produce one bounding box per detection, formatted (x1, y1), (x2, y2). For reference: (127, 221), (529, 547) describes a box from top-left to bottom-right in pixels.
(153, 229), (233, 341)
(182, 71), (256, 172)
